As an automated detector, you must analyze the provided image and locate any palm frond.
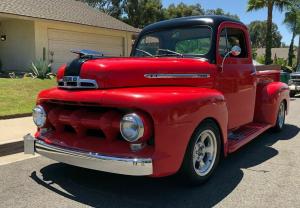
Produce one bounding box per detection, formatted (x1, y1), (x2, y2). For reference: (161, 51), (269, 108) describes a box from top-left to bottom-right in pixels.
(274, 0), (292, 12)
(247, 0), (267, 12)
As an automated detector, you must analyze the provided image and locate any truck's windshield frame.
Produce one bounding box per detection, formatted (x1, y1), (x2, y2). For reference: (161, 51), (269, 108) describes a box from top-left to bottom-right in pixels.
(132, 26), (213, 59)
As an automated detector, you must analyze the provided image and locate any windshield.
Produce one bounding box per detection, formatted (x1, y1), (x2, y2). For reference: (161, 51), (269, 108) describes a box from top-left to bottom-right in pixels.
(133, 26), (212, 58)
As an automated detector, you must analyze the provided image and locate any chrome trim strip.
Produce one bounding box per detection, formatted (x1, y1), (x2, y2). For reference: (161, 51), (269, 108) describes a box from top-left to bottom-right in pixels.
(58, 76), (98, 89)
(24, 135), (153, 176)
(144, 73), (210, 79)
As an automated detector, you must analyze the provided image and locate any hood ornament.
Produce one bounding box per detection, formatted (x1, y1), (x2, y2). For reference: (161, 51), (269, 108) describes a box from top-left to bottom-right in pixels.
(71, 49), (104, 59)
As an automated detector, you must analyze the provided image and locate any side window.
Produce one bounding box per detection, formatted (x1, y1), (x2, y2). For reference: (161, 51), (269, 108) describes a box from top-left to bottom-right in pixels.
(219, 29), (228, 57)
(218, 27), (248, 58)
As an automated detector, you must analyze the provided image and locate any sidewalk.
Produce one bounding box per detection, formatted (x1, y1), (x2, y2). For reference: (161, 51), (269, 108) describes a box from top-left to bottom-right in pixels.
(0, 116), (37, 163)
(0, 117), (36, 145)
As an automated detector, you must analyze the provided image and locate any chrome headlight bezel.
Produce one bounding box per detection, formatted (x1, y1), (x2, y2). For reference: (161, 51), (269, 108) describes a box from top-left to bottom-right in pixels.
(120, 113), (144, 142)
(32, 105), (47, 128)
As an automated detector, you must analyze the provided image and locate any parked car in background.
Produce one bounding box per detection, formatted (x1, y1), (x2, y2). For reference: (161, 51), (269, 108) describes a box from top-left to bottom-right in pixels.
(280, 66), (292, 85)
(25, 16), (289, 184)
(289, 65), (300, 97)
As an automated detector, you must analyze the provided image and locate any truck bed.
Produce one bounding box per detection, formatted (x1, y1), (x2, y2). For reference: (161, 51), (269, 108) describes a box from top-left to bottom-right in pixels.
(255, 65), (281, 83)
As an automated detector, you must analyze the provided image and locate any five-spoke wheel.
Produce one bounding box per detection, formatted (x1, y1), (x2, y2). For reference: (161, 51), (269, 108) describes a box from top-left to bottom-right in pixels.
(192, 130), (217, 177)
(180, 120), (221, 184)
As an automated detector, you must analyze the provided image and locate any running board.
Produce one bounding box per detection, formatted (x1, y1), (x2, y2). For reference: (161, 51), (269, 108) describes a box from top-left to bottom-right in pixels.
(228, 123), (272, 153)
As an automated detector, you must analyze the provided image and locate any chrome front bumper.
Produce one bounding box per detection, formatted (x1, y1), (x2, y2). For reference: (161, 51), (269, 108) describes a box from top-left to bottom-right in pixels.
(23, 134), (153, 176)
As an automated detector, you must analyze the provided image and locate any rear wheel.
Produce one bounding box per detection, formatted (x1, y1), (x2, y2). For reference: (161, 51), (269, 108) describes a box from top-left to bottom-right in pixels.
(179, 120), (221, 185)
(274, 101), (286, 132)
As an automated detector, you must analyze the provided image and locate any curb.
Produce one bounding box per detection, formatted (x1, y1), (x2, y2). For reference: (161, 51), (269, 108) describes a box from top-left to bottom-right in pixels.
(0, 140), (24, 157)
(0, 113), (31, 120)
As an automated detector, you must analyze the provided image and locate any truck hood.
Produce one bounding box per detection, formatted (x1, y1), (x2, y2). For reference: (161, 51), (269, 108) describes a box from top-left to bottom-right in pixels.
(57, 57), (216, 89)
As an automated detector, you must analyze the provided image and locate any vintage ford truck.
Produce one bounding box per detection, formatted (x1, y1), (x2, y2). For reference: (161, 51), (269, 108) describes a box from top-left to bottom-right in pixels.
(24, 16), (289, 184)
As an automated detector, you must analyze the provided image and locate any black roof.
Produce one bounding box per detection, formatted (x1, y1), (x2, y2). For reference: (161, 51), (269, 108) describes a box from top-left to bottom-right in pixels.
(141, 15), (243, 34)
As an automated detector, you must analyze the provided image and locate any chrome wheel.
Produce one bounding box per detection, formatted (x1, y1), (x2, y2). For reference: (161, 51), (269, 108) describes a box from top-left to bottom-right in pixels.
(278, 102), (285, 129)
(192, 129), (217, 176)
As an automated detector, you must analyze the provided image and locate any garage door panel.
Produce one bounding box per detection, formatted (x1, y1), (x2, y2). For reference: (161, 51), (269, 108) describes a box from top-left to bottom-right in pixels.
(48, 29), (124, 71)
(49, 40), (123, 50)
(48, 29), (123, 45)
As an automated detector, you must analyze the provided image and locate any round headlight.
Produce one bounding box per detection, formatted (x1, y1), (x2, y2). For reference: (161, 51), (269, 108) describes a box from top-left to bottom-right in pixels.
(32, 105), (47, 128)
(120, 113), (144, 142)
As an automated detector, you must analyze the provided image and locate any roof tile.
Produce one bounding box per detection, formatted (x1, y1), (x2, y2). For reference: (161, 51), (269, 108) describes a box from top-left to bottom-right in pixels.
(0, 0), (138, 32)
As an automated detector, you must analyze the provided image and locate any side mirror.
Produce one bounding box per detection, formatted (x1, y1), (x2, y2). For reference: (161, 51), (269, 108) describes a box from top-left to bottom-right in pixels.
(220, 45), (241, 72)
(230, 46), (241, 57)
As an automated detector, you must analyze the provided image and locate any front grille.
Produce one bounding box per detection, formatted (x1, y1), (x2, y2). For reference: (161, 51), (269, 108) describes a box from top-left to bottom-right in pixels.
(291, 79), (300, 85)
(291, 76), (300, 80)
(43, 102), (121, 141)
(58, 76), (98, 89)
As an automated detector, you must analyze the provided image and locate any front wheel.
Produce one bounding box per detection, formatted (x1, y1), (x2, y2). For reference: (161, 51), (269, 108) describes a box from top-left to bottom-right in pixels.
(179, 120), (221, 185)
(273, 101), (286, 132)
(290, 91), (296, 98)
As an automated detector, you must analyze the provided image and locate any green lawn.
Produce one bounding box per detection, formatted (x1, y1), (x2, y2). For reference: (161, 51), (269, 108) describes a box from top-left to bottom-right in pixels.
(0, 78), (56, 117)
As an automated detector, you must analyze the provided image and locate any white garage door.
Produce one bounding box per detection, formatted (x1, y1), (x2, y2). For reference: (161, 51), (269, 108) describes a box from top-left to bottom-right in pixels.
(48, 29), (125, 71)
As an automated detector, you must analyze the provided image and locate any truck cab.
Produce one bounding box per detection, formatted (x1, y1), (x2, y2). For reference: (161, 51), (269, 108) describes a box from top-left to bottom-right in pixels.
(25, 16), (289, 184)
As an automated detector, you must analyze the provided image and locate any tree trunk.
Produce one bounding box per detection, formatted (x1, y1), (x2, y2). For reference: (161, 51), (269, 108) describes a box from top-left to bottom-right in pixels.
(297, 35), (300, 67)
(265, 1), (274, 65)
(288, 31), (296, 67)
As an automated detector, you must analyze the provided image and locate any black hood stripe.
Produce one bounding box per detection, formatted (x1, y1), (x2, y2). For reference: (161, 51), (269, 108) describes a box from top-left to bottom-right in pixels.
(64, 58), (87, 76)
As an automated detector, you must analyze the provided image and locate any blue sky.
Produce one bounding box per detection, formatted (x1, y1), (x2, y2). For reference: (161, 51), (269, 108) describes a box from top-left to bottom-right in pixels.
(162, 0), (293, 45)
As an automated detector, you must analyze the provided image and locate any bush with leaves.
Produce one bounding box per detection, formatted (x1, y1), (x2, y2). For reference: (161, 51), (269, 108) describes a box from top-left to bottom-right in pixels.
(30, 59), (55, 79)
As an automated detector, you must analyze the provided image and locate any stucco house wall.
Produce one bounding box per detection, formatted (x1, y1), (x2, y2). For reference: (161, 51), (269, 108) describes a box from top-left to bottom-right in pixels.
(0, 19), (35, 71)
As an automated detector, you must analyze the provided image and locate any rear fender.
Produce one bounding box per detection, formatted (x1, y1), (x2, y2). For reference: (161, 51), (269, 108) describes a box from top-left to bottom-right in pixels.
(254, 82), (289, 125)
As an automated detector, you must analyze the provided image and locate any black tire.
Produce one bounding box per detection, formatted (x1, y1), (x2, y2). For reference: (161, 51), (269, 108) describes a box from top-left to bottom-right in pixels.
(179, 119), (221, 185)
(290, 91), (296, 98)
(273, 101), (286, 132)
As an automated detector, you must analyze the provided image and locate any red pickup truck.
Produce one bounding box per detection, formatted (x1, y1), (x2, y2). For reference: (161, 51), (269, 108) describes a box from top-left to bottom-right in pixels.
(24, 16), (289, 184)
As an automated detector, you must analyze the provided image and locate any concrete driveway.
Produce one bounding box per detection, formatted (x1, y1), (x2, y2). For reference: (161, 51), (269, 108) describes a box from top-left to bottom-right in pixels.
(0, 97), (299, 208)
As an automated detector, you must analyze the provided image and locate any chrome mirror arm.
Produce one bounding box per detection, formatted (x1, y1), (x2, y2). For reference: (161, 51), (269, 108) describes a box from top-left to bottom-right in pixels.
(221, 51), (232, 73)
(220, 45), (241, 73)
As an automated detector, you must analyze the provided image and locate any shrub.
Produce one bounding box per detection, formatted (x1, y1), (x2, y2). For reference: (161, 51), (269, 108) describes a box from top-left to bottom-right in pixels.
(256, 55), (265, 64)
(30, 59), (54, 79)
(274, 57), (287, 67)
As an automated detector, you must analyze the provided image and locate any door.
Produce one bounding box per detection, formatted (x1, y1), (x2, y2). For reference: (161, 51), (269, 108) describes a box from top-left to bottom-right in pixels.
(216, 23), (256, 129)
(48, 29), (125, 71)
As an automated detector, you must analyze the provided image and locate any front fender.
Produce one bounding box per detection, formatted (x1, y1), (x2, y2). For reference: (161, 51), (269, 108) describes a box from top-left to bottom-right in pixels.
(99, 87), (228, 177)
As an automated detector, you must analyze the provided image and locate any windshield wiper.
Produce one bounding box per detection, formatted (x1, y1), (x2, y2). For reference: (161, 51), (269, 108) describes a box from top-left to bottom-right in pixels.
(135, 48), (154, 57)
(157, 49), (183, 57)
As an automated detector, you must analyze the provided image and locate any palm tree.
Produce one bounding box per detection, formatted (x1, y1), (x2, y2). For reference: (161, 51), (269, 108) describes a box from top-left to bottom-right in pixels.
(247, 0), (290, 65)
(284, 6), (300, 67)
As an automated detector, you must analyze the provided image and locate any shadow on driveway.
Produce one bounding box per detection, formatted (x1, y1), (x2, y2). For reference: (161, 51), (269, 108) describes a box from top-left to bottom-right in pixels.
(30, 124), (299, 208)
